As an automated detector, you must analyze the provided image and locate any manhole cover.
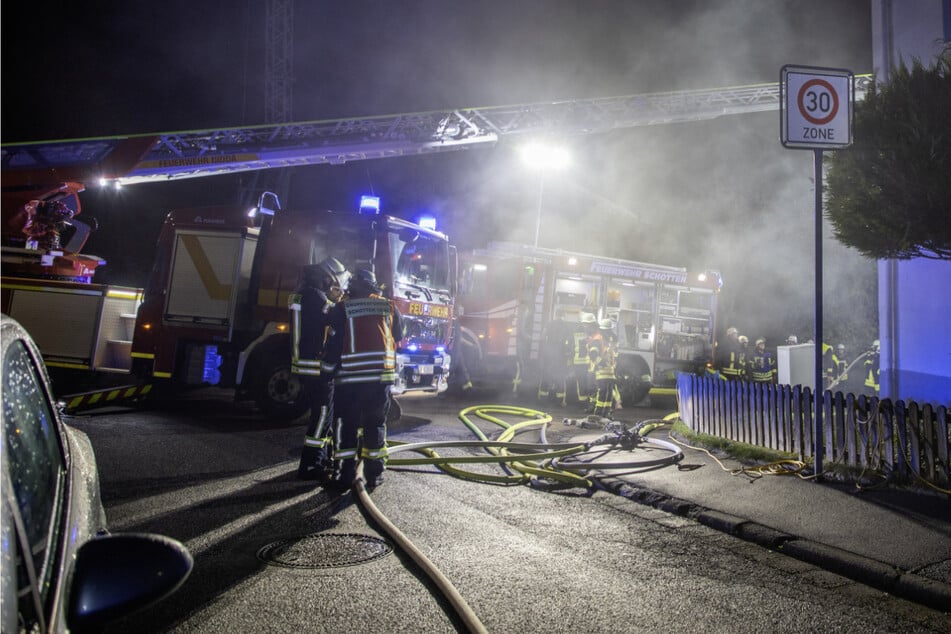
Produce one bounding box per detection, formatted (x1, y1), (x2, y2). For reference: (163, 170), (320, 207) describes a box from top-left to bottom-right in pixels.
(257, 533), (393, 569)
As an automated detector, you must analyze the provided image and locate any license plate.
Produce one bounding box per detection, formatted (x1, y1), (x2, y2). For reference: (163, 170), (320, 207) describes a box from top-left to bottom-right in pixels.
(418, 364), (434, 375)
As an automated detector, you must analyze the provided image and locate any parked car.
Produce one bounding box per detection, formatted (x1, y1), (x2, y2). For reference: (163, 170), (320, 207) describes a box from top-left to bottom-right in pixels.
(1, 314), (193, 633)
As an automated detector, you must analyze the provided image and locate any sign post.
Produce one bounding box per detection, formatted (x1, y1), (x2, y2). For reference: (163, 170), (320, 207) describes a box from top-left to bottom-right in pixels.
(780, 65), (854, 478)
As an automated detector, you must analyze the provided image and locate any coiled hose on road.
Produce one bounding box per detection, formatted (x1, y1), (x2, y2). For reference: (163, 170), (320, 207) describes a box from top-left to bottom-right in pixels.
(349, 404), (685, 634)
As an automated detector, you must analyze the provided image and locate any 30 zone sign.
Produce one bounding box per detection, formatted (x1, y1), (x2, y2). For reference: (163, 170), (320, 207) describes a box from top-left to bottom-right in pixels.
(781, 65), (853, 149)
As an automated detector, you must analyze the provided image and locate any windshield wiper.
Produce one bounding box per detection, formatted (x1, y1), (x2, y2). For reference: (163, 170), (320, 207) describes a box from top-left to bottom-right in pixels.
(398, 281), (432, 302)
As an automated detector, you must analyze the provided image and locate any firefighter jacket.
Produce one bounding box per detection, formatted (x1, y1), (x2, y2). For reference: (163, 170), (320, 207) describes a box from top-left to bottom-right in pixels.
(325, 294), (404, 385)
(586, 331), (605, 372)
(864, 353), (880, 391)
(594, 341), (617, 383)
(571, 326), (590, 368)
(717, 337), (743, 379)
(289, 284), (335, 377)
(822, 343), (840, 387)
(749, 350), (776, 383)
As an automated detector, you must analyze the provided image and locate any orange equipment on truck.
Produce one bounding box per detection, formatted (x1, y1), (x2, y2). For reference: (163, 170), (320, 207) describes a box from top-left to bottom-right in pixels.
(2, 193), (455, 418)
(453, 241), (721, 404)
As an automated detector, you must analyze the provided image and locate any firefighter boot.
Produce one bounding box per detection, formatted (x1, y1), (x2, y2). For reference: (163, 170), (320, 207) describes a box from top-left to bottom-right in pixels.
(298, 446), (331, 481)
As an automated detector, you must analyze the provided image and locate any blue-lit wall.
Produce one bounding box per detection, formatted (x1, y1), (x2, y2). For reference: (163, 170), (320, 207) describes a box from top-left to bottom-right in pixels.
(872, 0), (951, 406)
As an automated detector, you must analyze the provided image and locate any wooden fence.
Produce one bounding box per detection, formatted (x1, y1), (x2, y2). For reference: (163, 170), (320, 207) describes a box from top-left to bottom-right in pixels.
(676, 373), (951, 486)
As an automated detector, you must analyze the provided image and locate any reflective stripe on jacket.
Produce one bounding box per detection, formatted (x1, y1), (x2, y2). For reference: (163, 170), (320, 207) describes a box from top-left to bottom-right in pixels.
(289, 287), (334, 376)
(328, 295), (403, 385)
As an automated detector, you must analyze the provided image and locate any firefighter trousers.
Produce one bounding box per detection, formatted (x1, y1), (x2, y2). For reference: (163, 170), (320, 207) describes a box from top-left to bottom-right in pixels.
(334, 382), (391, 486)
(298, 376), (335, 476)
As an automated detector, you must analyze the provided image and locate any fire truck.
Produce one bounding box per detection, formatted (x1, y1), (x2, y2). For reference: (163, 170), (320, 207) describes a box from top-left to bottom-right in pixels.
(1, 188), (454, 418)
(454, 242), (721, 404)
(2, 194), (455, 417)
(2, 78), (824, 412)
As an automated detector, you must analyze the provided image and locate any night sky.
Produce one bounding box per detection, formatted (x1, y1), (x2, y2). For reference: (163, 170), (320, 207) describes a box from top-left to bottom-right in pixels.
(2, 0), (877, 350)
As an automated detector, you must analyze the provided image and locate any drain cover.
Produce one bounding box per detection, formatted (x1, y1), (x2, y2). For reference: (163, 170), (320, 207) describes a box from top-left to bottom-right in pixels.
(257, 533), (393, 569)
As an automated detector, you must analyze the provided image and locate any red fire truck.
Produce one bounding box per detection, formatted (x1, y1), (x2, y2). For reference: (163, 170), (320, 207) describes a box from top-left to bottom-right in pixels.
(454, 241), (721, 404)
(1, 191), (454, 418)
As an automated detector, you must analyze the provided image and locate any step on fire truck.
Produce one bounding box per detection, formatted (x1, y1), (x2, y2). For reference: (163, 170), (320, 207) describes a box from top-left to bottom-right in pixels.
(454, 241), (721, 404)
(1, 190), (454, 418)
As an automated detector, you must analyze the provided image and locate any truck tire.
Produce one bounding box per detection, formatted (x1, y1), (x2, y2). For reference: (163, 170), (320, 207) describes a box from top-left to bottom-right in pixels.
(256, 360), (308, 421)
(616, 354), (651, 406)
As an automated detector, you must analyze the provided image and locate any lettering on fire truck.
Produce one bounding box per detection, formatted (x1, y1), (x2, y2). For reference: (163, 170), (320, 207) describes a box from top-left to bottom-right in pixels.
(407, 301), (450, 319)
(589, 261), (688, 285)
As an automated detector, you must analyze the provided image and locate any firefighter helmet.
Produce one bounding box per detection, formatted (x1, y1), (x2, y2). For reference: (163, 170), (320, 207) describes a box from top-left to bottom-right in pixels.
(598, 319), (614, 331)
(347, 269), (382, 298)
(726, 326), (738, 336)
(580, 312), (596, 324)
(786, 335), (798, 345)
(871, 339), (880, 352)
(755, 337), (766, 346)
(738, 335), (748, 344)
(303, 257), (347, 292)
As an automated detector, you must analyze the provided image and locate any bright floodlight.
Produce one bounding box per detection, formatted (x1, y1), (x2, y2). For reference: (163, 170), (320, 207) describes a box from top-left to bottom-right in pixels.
(519, 142), (570, 170)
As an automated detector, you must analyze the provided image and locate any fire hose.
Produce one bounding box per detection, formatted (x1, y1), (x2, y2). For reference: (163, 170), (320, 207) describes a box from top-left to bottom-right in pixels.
(349, 404), (684, 633)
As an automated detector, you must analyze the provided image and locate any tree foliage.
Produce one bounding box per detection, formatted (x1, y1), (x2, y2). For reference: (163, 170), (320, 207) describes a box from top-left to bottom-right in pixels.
(825, 47), (951, 260)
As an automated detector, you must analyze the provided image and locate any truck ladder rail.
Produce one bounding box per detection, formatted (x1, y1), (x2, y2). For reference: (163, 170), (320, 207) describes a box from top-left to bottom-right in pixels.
(1, 76), (872, 187)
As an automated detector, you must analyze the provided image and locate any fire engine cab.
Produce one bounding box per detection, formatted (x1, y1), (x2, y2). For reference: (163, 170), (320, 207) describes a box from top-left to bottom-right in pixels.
(454, 241), (721, 404)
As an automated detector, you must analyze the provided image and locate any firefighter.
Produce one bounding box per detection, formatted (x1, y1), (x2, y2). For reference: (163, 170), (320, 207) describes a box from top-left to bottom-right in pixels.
(537, 307), (572, 406)
(864, 339), (880, 394)
(749, 337), (776, 384)
(821, 342), (839, 390)
(717, 326), (743, 380)
(835, 343), (849, 388)
(569, 313), (598, 407)
(291, 257), (348, 481)
(736, 335), (750, 381)
(324, 269), (404, 490)
(583, 314), (605, 411)
(592, 319), (619, 416)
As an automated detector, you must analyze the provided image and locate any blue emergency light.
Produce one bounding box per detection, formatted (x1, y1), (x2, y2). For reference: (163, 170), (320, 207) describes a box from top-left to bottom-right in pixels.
(418, 215), (437, 231)
(359, 195), (381, 214)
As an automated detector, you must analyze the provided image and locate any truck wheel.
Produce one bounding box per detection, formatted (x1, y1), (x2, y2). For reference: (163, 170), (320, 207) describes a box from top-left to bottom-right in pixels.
(256, 361), (308, 421)
(616, 355), (651, 406)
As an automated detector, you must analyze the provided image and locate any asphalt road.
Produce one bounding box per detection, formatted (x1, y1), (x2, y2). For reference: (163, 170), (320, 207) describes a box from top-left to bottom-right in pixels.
(67, 388), (949, 633)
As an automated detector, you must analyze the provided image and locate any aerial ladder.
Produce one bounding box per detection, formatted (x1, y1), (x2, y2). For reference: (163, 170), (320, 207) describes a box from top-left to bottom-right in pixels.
(1, 76), (872, 191)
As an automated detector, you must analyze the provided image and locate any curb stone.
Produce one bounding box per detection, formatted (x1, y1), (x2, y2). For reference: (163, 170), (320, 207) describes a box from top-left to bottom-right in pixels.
(597, 475), (951, 613)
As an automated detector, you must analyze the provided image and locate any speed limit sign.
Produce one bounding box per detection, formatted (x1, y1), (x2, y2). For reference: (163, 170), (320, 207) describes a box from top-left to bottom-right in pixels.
(781, 65), (853, 149)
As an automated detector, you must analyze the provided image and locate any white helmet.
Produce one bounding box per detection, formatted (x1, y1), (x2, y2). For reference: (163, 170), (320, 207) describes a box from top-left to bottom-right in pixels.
(786, 335), (798, 345)
(738, 335), (748, 344)
(872, 339), (880, 352)
(580, 312), (597, 324)
(598, 319), (613, 331)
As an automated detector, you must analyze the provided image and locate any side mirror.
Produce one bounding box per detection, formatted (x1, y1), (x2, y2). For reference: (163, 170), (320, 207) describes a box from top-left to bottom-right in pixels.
(66, 533), (193, 633)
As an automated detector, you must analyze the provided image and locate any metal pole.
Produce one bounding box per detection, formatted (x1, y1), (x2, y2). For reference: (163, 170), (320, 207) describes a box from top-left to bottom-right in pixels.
(813, 148), (824, 477)
(533, 174), (545, 249)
